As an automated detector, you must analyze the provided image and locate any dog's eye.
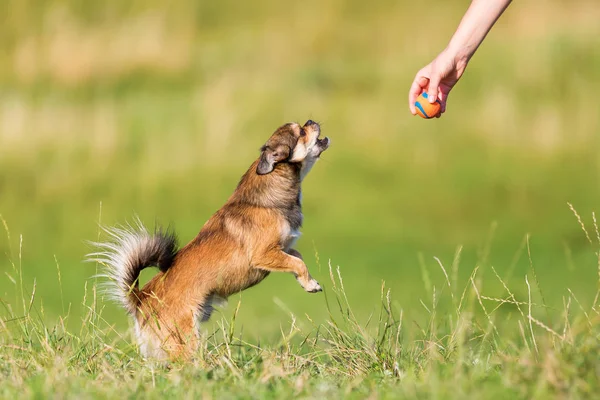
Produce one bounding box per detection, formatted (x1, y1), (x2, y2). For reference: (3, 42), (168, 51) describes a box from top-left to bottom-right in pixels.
(300, 130), (306, 137)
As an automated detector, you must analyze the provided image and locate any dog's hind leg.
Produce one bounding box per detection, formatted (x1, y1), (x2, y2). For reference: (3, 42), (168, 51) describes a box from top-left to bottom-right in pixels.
(198, 294), (228, 323)
(158, 313), (201, 361)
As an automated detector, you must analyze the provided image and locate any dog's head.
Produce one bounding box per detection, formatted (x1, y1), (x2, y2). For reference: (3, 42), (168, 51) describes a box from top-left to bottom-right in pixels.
(257, 120), (330, 177)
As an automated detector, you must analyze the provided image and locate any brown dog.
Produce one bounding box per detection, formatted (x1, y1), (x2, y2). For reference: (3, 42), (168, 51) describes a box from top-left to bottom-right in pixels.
(88, 120), (330, 360)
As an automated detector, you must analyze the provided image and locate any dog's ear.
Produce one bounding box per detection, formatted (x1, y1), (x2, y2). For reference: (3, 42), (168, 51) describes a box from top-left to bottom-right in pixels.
(257, 144), (290, 175)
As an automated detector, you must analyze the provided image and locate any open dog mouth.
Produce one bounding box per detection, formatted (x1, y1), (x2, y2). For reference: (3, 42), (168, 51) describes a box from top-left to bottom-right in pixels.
(303, 120), (330, 157)
(314, 136), (330, 156)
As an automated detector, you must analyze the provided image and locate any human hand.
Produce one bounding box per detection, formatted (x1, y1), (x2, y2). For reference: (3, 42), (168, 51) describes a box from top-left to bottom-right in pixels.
(408, 49), (469, 118)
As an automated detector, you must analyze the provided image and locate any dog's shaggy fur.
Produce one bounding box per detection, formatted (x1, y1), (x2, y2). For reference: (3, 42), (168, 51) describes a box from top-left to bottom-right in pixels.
(88, 121), (330, 360)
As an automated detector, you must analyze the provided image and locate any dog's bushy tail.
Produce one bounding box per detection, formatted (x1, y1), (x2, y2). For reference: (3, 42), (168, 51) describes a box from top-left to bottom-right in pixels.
(86, 218), (178, 315)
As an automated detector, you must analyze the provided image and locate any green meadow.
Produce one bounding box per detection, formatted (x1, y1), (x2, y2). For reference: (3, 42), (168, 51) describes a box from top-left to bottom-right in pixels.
(1, 0), (599, 398)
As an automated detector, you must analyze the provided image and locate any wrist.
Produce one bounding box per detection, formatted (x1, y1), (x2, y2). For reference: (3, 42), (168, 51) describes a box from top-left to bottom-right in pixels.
(445, 41), (473, 71)
(447, 39), (474, 62)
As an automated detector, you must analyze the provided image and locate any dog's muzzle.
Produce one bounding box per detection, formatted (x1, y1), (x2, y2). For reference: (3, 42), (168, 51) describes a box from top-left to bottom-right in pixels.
(303, 120), (330, 157)
(315, 137), (330, 156)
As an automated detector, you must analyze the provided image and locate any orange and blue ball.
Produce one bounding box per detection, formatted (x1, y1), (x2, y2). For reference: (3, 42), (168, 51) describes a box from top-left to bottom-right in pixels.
(415, 92), (441, 119)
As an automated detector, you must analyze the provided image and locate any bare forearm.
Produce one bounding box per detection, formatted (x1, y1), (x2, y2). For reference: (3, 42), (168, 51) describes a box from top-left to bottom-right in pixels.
(447, 0), (512, 65)
(408, 0), (511, 116)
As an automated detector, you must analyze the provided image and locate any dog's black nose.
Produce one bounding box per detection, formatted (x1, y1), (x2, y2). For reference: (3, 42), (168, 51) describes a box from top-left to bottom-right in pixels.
(305, 119), (316, 126)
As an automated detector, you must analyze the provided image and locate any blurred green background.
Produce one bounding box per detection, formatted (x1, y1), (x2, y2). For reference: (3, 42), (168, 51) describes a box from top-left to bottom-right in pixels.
(1, 0), (599, 337)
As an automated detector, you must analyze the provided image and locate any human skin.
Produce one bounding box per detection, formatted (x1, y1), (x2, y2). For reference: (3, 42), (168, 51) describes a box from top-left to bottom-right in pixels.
(408, 0), (512, 117)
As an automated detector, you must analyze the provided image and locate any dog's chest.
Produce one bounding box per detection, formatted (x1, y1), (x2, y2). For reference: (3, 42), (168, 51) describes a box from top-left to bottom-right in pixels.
(281, 205), (303, 251)
(277, 190), (303, 250)
(282, 225), (301, 251)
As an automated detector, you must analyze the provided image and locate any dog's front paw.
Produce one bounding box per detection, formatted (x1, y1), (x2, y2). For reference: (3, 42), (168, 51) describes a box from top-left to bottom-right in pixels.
(302, 278), (322, 293)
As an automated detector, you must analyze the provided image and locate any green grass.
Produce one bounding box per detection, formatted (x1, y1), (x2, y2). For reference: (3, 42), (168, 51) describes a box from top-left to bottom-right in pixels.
(1, 215), (599, 398)
(1, 0), (600, 397)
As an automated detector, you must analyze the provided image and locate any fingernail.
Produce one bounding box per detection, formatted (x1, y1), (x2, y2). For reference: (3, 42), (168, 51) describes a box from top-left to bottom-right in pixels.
(428, 93), (436, 103)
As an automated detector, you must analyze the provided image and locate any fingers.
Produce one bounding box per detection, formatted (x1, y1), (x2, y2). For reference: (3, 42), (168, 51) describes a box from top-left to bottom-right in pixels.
(434, 94), (448, 118)
(409, 59), (453, 117)
(427, 73), (441, 105)
(437, 83), (451, 115)
(429, 81), (452, 118)
(408, 74), (429, 115)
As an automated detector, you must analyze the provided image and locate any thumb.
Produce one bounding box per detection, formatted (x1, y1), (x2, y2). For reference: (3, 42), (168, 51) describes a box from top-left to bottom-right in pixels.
(427, 73), (441, 104)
